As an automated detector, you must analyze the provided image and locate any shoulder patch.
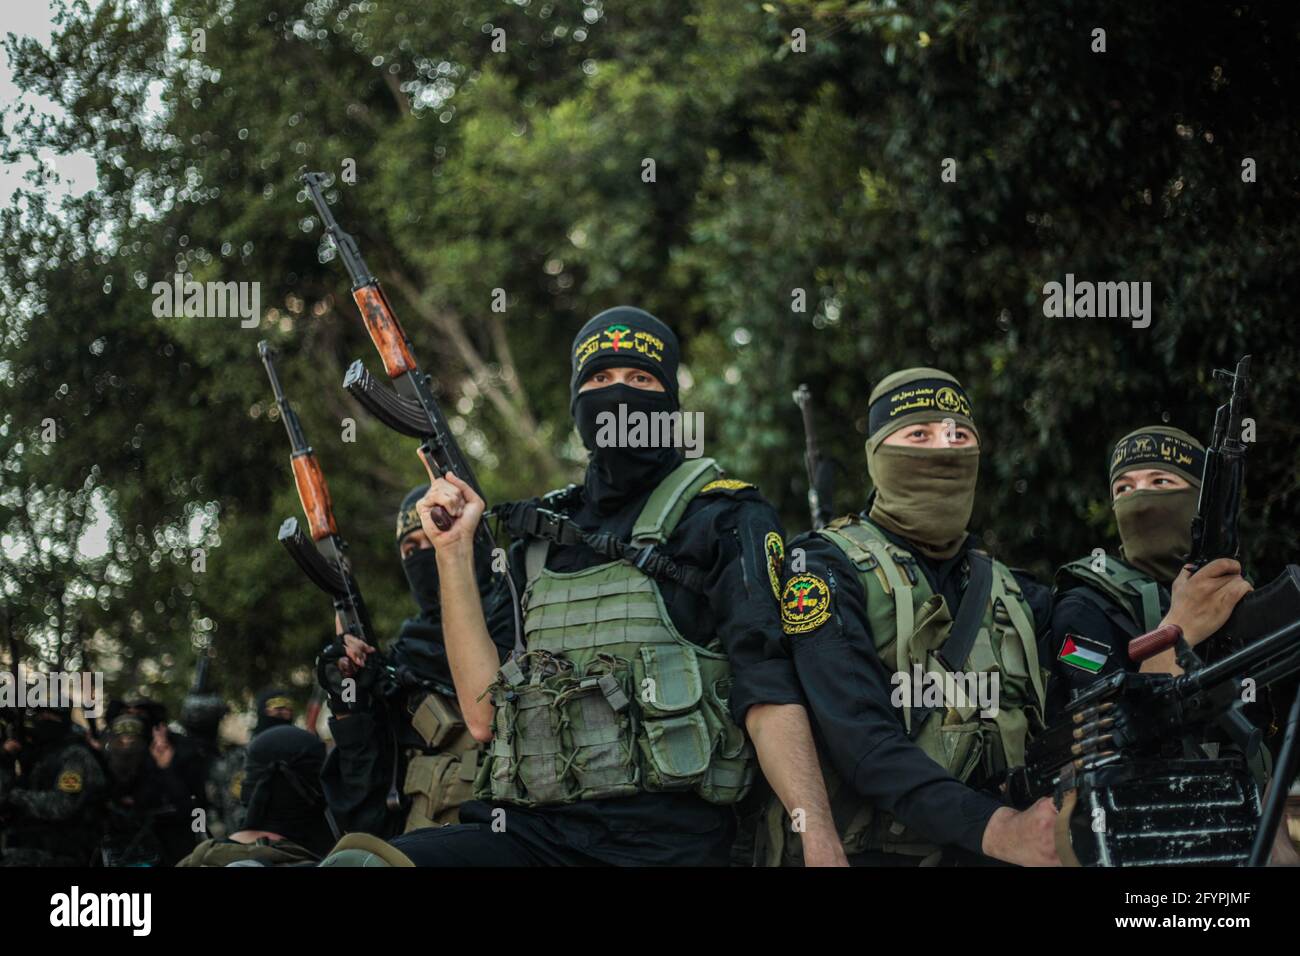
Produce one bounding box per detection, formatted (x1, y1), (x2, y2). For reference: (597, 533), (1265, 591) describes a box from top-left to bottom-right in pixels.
(764, 532), (784, 600)
(57, 770), (83, 794)
(1057, 633), (1110, 674)
(229, 769), (245, 801)
(781, 573), (832, 634)
(699, 478), (755, 495)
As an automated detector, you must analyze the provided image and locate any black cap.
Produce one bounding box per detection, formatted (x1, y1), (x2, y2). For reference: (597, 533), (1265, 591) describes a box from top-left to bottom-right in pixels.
(569, 306), (680, 411)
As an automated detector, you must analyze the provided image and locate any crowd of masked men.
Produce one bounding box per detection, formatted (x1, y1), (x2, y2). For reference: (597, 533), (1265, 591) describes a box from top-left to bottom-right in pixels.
(3, 306), (1298, 868)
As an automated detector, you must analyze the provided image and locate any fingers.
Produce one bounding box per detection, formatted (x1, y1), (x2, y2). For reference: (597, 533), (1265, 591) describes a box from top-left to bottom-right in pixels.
(1196, 558), (1243, 580)
(416, 446), (439, 483)
(1223, 577), (1254, 608)
(443, 471), (483, 507)
(420, 478), (466, 517)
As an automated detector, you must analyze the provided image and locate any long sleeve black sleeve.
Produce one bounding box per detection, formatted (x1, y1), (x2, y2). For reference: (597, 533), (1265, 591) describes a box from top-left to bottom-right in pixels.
(783, 533), (1001, 856)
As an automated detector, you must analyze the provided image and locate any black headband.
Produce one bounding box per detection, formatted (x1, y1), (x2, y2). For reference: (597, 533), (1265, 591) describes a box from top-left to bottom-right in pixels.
(1109, 431), (1205, 485)
(867, 378), (975, 438)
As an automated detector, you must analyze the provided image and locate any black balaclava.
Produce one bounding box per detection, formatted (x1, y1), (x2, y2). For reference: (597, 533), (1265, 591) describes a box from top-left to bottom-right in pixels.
(106, 714), (149, 785)
(1109, 426), (1206, 584)
(395, 484), (440, 616)
(28, 708), (72, 751)
(253, 688), (295, 736)
(569, 307), (684, 515)
(239, 725), (333, 854)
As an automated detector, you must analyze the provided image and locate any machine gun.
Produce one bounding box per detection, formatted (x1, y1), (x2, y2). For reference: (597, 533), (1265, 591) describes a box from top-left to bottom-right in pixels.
(1007, 590), (1300, 865)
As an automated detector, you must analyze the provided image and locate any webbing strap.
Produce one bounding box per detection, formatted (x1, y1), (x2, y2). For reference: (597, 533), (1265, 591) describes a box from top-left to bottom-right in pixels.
(993, 570), (1047, 714)
(1134, 579), (1163, 633)
(860, 535), (915, 732)
(936, 552), (992, 673)
(524, 539), (549, 591)
(630, 457), (722, 543)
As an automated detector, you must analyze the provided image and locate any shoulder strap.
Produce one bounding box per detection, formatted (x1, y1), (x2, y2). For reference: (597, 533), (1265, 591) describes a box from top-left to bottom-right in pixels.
(990, 563), (1047, 714)
(631, 457), (723, 544)
(1056, 556), (1164, 632)
(820, 520), (920, 733)
(524, 539), (550, 591)
(512, 461), (719, 595)
(936, 552), (992, 673)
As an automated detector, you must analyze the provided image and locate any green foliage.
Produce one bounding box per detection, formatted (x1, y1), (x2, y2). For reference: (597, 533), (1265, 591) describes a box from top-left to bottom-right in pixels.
(2, 0), (1297, 715)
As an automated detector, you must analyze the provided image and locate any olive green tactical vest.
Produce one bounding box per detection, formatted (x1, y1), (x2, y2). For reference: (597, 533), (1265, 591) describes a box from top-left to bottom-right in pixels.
(764, 515), (1045, 864)
(474, 457), (756, 808)
(402, 691), (481, 830)
(1054, 555), (1164, 635)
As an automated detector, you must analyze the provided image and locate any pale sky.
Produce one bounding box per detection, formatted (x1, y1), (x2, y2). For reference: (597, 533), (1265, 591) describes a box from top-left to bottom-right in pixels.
(0, 0), (99, 206)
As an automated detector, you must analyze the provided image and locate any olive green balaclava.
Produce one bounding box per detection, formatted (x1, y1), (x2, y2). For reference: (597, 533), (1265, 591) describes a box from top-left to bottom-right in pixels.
(865, 367), (980, 560)
(1109, 426), (1205, 584)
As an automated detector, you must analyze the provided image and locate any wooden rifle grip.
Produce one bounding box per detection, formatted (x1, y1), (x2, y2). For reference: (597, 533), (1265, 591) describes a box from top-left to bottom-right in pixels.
(291, 453), (339, 541)
(1128, 623), (1183, 662)
(352, 285), (416, 378)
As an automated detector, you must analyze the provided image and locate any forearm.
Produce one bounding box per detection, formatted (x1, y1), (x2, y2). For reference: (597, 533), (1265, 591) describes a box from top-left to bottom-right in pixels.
(746, 702), (844, 863)
(437, 542), (503, 741)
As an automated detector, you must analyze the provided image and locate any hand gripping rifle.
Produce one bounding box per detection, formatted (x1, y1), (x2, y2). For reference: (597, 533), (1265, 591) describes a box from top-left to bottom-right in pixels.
(300, 172), (523, 654)
(792, 384), (835, 530)
(259, 340), (376, 652)
(1006, 600), (1300, 865)
(261, 341), (422, 815)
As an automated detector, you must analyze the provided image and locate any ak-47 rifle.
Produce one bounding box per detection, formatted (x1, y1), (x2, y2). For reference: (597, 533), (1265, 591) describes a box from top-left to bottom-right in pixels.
(1188, 354), (1251, 569)
(300, 171), (521, 653)
(259, 340), (376, 653)
(792, 384), (835, 530)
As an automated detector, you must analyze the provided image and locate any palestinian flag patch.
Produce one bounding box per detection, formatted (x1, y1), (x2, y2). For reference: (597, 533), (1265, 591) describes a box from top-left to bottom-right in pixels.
(1058, 633), (1110, 674)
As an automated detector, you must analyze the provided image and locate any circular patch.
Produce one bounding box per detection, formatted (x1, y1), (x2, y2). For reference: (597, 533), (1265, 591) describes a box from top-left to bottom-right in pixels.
(781, 573), (832, 634)
(57, 770), (83, 794)
(764, 532), (784, 600)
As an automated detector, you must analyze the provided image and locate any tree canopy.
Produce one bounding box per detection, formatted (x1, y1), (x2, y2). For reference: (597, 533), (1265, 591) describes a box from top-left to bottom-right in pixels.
(2, 0), (1297, 716)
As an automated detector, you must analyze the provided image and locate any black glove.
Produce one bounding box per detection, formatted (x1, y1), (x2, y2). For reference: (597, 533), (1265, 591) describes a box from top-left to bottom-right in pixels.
(315, 643), (379, 715)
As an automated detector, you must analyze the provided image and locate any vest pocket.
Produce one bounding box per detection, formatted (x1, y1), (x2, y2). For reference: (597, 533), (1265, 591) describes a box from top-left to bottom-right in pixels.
(640, 711), (712, 788)
(633, 644), (703, 716)
(514, 685), (576, 804)
(562, 661), (640, 800)
(409, 692), (465, 749)
(404, 752), (475, 830)
(936, 719), (985, 783)
(634, 643), (713, 791)
(695, 670), (756, 804)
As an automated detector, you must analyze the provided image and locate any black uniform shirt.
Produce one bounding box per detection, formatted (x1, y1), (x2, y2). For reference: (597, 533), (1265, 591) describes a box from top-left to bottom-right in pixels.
(782, 521), (1052, 858)
(1043, 576), (1170, 720)
(470, 476), (804, 866)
